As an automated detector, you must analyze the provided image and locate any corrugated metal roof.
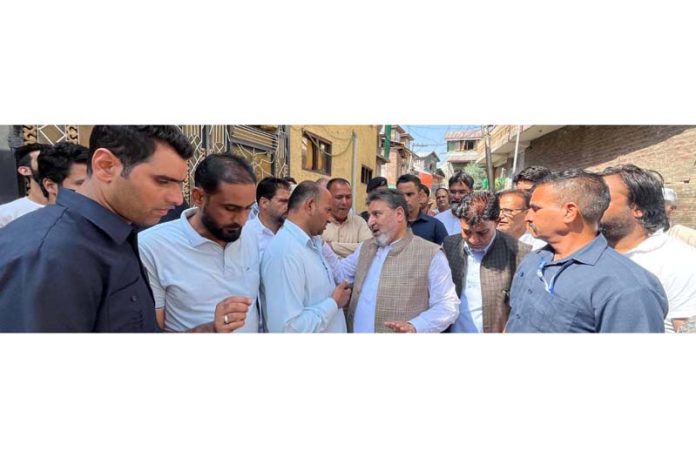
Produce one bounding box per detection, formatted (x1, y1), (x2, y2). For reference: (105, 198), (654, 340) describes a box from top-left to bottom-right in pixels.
(444, 128), (482, 141)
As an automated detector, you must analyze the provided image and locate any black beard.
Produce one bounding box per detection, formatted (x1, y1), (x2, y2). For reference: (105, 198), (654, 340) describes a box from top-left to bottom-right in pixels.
(201, 210), (241, 243)
(30, 167), (42, 186)
(599, 219), (632, 244)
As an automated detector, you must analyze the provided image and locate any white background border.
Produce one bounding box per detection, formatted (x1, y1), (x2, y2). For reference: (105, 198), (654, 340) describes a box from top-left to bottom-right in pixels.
(1, 1), (695, 457)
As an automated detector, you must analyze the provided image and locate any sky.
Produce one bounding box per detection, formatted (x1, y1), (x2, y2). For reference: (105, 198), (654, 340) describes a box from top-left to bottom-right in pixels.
(402, 124), (480, 162)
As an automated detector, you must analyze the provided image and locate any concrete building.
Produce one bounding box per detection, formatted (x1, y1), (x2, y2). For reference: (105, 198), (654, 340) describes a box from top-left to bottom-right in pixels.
(413, 151), (445, 191)
(445, 128), (483, 174)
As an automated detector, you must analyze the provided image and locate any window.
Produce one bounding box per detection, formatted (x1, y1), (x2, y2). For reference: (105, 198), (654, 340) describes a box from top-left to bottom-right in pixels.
(447, 141), (457, 152)
(464, 140), (476, 150)
(360, 166), (373, 185)
(302, 131), (332, 175)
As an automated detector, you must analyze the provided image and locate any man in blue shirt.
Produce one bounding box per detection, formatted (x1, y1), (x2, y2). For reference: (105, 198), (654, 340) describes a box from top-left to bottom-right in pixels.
(506, 169), (667, 333)
(261, 181), (352, 332)
(0, 126), (248, 332)
(396, 174), (448, 244)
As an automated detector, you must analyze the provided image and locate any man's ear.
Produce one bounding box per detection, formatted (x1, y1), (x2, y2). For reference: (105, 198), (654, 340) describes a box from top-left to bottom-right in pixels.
(90, 148), (122, 183)
(42, 178), (59, 198)
(631, 205), (645, 220)
(258, 196), (269, 211)
(563, 202), (581, 223)
(17, 165), (32, 177)
(191, 187), (206, 208)
(305, 197), (315, 213)
(395, 206), (405, 220)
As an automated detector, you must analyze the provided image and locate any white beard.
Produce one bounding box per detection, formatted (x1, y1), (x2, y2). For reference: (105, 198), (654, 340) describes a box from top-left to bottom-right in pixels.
(375, 232), (390, 247)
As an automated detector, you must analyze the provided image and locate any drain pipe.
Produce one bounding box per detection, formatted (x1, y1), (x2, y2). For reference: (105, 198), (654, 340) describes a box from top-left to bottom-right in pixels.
(511, 125), (522, 181)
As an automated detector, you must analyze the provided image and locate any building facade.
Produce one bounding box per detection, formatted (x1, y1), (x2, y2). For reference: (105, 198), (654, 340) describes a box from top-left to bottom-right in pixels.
(287, 125), (380, 213)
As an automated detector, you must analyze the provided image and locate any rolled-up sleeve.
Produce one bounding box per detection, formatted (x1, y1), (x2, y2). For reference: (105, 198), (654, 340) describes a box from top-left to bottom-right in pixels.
(409, 251), (460, 332)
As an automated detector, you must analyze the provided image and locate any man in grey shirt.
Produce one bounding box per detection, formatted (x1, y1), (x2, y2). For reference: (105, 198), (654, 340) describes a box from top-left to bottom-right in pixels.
(505, 169), (667, 333)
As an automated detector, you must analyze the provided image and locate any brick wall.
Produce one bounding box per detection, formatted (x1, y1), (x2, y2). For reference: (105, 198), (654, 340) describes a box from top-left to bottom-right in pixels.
(524, 125), (696, 228)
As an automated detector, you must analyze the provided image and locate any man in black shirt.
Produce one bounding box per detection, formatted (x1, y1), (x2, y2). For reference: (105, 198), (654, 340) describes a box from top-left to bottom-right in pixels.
(396, 174), (448, 244)
(0, 125), (249, 332)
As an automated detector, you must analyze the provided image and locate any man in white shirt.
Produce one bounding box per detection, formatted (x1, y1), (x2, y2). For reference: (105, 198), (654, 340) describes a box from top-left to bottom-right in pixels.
(334, 188), (459, 333)
(139, 154), (257, 332)
(0, 143), (52, 228)
(601, 164), (696, 332)
(497, 189), (546, 250)
(36, 141), (89, 204)
(435, 171), (474, 235)
(322, 178), (372, 257)
(663, 187), (696, 247)
(434, 187), (450, 215)
(443, 191), (531, 333)
(261, 181), (352, 332)
(243, 177), (291, 257)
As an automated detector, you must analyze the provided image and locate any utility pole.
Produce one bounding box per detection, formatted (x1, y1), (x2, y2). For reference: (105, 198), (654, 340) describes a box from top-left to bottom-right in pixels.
(482, 125), (495, 193)
(351, 130), (358, 213)
(511, 125), (522, 183)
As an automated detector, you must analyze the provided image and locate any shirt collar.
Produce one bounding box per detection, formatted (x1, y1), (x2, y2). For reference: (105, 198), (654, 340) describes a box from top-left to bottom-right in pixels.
(410, 212), (429, 224)
(626, 229), (668, 255)
(56, 189), (133, 244)
(179, 207), (215, 248)
(542, 233), (608, 266)
(283, 219), (319, 249)
(247, 213), (275, 236)
(329, 214), (351, 226)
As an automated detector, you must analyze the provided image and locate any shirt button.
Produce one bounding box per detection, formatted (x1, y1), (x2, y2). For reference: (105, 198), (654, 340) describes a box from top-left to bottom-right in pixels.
(131, 295), (137, 302)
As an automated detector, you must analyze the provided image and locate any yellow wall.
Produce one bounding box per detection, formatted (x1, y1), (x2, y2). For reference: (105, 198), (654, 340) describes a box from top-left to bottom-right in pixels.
(288, 125), (379, 212)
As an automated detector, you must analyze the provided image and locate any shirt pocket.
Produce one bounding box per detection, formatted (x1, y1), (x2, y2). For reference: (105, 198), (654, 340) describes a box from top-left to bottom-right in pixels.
(527, 292), (578, 333)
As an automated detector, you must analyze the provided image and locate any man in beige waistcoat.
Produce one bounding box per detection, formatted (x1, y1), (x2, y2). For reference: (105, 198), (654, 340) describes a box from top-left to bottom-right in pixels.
(333, 188), (459, 332)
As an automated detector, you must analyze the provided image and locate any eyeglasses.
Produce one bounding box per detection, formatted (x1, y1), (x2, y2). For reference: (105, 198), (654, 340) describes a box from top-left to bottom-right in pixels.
(500, 207), (527, 217)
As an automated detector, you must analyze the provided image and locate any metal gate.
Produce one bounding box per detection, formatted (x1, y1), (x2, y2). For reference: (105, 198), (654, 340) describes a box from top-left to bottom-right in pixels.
(14, 125), (288, 204)
(22, 125), (80, 145)
(177, 125), (289, 203)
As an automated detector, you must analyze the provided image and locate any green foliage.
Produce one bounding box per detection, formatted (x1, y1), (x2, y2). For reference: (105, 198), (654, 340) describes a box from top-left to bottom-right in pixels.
(494, 176), (507, 191)
(463, 163), (487, 190)
(462, 163), (507, 191)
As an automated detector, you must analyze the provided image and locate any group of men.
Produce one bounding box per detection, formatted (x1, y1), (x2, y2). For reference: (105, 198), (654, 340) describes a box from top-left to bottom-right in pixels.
(0, 125), (694, 333)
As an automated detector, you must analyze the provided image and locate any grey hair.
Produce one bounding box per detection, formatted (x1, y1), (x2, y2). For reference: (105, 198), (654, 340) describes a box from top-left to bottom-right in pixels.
(537, 168), (610, 223)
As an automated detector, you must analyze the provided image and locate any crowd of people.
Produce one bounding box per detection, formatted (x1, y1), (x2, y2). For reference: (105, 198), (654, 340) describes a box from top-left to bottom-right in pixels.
(0, 125), (694, 333)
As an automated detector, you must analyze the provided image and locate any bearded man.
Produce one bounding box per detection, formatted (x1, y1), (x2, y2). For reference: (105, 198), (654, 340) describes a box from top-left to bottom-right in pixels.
(138, 154), (260, 332)
(334, 188), (459, 333)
